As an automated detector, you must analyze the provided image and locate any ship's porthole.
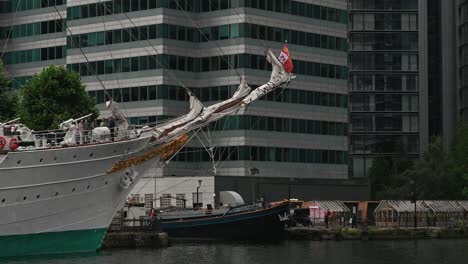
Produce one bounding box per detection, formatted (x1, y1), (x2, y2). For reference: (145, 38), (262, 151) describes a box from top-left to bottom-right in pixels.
(72, 188), (75, 192)
(36, 195), (40, 199)
(89, 153), (94, 157)
(55, 192), (59, 196)
(1, 198), (5, 203)
(23, 196), (27, 200)
(17, 160), (21, 164)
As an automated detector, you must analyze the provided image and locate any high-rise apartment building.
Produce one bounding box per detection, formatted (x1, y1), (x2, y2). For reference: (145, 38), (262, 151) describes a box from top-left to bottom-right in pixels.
(460, 0), (468, 122)
(348, 0), (460, 178)
(1, 0), (368, 202)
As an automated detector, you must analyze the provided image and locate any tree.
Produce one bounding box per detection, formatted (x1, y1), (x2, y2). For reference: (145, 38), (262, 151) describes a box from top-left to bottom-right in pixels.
(368, 149), (414, 200)
(18, 66), (98, 130)
(448, 123), (468, 199)
(403, 138), (453, 199)
(368, 155), (392, 200)
(0, 60), (18, 121)
(368, 124), (468, 200)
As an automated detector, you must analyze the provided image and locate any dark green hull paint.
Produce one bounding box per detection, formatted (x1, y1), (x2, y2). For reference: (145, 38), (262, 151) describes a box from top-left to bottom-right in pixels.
(0, 228), (107, 258)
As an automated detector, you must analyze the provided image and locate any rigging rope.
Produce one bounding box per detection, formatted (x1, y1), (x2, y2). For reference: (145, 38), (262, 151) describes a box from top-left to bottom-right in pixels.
(56, 2), (288, 196)
(229, 4), (274, 50)
(98, 3), (193, 95)
(48, 0), (113, 101)
(128, 128), (203, 199)
(174, 0), (243, 81)
(98, 0), (130, 117)
(172, 1), (282, 174)
(207, 1), (294, 172)
(0, 0), (64, 123)
(1, 71), (62, 119)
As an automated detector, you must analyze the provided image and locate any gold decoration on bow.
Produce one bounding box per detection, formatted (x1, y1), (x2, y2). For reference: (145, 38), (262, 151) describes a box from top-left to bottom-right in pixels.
(107, 134), (190, 174)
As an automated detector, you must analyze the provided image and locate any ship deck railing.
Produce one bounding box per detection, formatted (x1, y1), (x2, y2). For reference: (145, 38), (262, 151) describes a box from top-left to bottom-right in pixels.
(3, 118), (177, 153)
(13, 123), (157, 150)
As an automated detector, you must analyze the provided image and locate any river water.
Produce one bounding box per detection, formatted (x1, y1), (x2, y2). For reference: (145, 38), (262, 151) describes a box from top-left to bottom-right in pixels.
(3, 239), (468, 264)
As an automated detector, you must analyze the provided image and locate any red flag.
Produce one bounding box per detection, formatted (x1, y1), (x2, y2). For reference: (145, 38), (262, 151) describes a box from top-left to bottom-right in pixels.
(278, 44), (293, 73)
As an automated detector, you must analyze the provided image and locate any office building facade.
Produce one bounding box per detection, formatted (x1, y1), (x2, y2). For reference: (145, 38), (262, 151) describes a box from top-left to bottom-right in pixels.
(1, 0), (368, 202)
(348, 0), (460, 178)
(460, 0), (468, 122)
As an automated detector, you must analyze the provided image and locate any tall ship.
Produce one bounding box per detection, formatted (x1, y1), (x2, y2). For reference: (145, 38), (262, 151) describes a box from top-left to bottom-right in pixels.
(0, 47), (294, 257)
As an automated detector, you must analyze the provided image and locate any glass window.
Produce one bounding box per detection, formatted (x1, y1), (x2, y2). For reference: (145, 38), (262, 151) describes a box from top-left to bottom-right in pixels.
(89, 3), (97, 17)
(148, 25), (157, 39)
(113, 59), (122, 73)
(131, 57), (139, 71)
(148, 85), (157, 100)
(113, 88), (122, 102)
(139, 86), (148, 100)
(140, 26), (148, 40)
(139, 56), (148, 71)
(177, 26), (185, 41)
(121, 58), (130, 72)
(81, 5), (89, 18)
(219, 25), (229, 40)
(113, 30), (122, 43)
(88, 32), (97, 46)
(131, 27), (139, 41)
(131, 0), (139, 11)
(122, 29), (130, 42)
(95, 31), (105, 45)
(140, 0), (148, 9)
(96, 61), (104, 75)
(122, 88), (130, 102)
(105, 60), (113, 74)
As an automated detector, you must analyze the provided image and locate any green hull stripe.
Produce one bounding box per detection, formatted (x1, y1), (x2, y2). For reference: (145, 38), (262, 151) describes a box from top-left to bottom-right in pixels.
(0, 228), (107, 258)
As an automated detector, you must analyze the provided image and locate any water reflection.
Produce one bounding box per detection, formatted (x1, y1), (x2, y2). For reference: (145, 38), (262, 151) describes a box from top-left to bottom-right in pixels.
(2, 239), (468, 264)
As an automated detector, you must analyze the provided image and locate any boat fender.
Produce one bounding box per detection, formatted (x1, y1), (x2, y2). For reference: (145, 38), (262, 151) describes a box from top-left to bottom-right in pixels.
(0, 136), (6, 150)
(10, 138), (19, 151)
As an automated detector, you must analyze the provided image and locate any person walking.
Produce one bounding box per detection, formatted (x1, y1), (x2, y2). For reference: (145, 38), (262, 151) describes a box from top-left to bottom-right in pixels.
(325, 209), (331, 228)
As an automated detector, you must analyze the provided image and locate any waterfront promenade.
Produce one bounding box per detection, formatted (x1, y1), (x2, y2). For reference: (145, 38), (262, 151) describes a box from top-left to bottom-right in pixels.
(286, 226), (468, 241)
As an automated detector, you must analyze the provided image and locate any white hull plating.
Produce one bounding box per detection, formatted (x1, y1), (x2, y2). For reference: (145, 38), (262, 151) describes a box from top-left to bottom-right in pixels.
(0, 136), (156, 236)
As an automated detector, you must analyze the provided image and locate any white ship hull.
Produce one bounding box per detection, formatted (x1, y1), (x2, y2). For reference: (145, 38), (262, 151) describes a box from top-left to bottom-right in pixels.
(0, 136), (158, 257)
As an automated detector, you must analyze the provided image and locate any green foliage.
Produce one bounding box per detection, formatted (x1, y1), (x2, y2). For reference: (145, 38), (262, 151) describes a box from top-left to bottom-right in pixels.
(369, 124), (468, 200)
(18, 66), (98, 130)
(368, 150), (413, 200)
(0, 60), (18, 121)
(403, 138), (455, 199)
(449, 123), (468, 199)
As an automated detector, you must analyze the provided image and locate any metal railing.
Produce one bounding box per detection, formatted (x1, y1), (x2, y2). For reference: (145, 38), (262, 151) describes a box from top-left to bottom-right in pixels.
(20, 124), (153, 149)
(108, 217), (159, 233)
